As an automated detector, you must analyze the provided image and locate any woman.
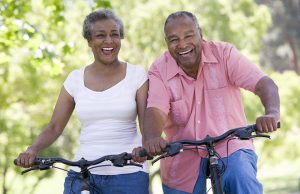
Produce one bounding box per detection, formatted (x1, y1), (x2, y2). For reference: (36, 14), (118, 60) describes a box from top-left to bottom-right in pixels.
(16, 9), (149, 194)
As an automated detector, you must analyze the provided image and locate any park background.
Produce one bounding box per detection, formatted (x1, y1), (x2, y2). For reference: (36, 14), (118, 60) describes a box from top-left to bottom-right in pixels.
(1, 0), (300, 193)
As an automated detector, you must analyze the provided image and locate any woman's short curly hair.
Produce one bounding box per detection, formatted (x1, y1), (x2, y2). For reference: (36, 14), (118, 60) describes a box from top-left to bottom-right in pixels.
(82, 9), (124, 41)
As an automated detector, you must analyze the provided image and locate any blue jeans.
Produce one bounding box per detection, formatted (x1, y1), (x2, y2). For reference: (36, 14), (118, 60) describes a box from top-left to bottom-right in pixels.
(163, 149), (263, 194)
(63, 170), (149, 194)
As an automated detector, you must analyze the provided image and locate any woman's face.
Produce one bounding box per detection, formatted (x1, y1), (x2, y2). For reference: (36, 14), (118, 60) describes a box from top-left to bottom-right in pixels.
(88, 19), (121, 65)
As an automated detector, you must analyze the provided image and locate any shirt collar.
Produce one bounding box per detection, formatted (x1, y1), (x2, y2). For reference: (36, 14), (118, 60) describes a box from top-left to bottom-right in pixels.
(165, 40), (218, 80)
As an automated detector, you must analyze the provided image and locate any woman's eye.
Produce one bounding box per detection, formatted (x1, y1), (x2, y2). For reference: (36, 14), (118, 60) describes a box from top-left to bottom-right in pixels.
(96, 34), (105, 38)
(111, 33), (120, 38)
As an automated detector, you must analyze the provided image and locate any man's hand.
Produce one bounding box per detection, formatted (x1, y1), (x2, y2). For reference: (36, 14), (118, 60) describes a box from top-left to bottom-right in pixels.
(131, 147), (148, 163)
(143, 137), (168, 157)
(256, 113), (280, 133)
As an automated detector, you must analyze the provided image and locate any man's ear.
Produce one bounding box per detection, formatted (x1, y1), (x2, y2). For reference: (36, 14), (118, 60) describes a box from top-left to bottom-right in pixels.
(87, 40), (92, 47)
(198, 27), (203, 38)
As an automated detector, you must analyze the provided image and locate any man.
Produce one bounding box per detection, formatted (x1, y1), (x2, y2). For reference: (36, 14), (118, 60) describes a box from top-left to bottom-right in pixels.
(142, 11), (280, 194)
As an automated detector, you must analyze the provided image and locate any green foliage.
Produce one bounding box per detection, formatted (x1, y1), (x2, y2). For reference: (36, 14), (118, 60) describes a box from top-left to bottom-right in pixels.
(112, 0), (271, 68)
(1, 0), (299, 193)
(244, 70), (300, 162)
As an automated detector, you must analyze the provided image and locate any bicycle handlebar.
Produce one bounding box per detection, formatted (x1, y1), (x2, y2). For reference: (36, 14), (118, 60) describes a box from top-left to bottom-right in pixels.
(140, 123), (280, 164)
(14, 152), (142, 174)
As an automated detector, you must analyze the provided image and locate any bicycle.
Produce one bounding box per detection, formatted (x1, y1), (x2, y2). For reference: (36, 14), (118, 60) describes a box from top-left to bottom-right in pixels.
(140, 123), (280, 194)
(14, 152), (142, 194)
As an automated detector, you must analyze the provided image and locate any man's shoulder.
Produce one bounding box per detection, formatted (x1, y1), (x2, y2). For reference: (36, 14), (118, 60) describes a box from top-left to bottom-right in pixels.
(203, 40), (234, 50)
(152, 51), (171, 66)
(150, 51), (172, 72)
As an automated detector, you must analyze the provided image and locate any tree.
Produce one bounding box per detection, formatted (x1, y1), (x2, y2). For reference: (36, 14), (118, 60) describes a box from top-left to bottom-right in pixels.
(257, 0), (300, 74)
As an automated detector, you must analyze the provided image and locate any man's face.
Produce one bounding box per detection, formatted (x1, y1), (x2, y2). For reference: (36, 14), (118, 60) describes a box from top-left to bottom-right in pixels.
(164, 16), (202, 73)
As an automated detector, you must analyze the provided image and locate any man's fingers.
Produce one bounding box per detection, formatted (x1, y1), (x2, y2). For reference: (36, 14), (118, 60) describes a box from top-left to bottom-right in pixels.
(131, 147), (147, 163)
(256, 116), (279, 133)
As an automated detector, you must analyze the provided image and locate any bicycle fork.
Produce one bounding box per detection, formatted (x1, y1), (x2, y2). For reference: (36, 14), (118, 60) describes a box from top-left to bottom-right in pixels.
(209, 156), (223, 194)
(207, 142), (224, 194)
(81, 168), (91, 194)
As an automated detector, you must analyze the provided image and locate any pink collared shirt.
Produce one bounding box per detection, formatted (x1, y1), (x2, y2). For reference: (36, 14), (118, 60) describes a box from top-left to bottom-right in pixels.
(147, 40), (266, 193)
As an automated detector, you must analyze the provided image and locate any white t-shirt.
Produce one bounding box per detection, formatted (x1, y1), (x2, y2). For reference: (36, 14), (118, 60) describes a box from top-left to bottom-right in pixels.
(63, 63), (148, 175)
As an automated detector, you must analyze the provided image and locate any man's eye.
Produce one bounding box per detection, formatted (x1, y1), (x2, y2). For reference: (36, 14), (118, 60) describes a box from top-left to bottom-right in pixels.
(169, 38), (178, 43)
(185, 34), (194, 40)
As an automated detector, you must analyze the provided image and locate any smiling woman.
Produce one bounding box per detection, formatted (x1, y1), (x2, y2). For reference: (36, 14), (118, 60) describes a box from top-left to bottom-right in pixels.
(15, 9), (150, 194)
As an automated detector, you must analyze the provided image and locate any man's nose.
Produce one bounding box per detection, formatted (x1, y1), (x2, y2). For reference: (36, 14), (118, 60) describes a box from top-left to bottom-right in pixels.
(177, 38), (188, 48)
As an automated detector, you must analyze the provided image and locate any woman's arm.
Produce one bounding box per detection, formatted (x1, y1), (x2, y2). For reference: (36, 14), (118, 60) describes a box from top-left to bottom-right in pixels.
(136, 80), (149, 134)
(16, 86), (75, 167)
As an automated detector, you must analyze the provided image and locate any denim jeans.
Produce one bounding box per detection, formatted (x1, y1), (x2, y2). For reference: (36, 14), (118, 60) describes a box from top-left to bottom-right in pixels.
(63, 170), (149, 194)
(163, 149), (263, 194)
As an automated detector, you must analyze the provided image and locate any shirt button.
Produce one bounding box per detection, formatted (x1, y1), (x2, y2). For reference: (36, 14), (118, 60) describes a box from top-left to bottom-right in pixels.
(197, 101), (200, 105)
(197, 120), (200, 124)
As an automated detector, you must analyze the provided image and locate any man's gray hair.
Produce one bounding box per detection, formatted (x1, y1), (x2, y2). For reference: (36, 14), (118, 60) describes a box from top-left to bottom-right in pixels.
(164, 11), (201, 32)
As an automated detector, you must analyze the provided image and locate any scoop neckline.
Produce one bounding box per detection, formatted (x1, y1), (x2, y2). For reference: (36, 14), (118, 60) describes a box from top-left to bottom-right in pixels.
(82, 63), (128, 94)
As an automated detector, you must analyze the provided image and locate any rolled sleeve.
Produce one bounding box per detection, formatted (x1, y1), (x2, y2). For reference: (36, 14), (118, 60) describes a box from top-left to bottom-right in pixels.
(147, 64), (170, 115)
(226, 46), (266, 92)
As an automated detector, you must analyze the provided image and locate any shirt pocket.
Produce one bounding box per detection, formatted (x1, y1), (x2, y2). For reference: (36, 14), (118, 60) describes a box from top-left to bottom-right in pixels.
(170, 99), (189, 126)
(203, 63), (228, 90)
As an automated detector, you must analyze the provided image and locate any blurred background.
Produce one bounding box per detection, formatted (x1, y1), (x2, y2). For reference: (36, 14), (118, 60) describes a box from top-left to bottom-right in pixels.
(1, 0), (300, 193)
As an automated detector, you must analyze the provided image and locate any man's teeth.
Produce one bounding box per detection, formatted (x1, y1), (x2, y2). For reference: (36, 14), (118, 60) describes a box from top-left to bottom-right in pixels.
(102, 48), (113, 51)
(179, 49), (192, 55)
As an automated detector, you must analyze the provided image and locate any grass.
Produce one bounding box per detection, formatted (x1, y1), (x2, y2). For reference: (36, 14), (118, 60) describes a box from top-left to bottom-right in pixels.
(259, 158), (300, 194)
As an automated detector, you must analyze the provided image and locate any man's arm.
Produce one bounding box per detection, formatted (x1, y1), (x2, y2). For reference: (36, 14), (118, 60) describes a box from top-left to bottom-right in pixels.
(142, 107), (168, 157)
(254, 76), (280, 132)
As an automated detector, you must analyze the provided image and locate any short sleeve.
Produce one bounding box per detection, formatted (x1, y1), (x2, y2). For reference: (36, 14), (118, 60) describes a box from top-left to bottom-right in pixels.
(63, 69), (80, 97)
(147, 62), (170, 115)
(134, 65), (148, 89)
(226, 45), (266, 92)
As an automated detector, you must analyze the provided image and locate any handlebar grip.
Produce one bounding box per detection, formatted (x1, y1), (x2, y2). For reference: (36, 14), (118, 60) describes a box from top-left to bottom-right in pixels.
(253, 122), (281, 131)
(138, 149), (148, 157)
(138, 149), (153, 160)
(277, 122), (281, 128)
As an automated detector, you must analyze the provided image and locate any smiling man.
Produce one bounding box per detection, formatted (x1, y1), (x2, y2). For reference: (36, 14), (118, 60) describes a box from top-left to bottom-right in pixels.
(142, 11), (280, 194)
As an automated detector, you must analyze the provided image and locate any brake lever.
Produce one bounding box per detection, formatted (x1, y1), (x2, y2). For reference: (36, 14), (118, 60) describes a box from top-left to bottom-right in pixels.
(252, 133), (271, 139)
(127, 161), (143, 167)
(235, 128), (270, 140)
(21, 166), (40, 175)
(152, 154), (166, 165)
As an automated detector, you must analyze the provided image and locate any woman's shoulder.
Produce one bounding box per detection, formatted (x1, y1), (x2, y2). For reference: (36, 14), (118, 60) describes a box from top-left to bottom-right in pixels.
(126, 63), (147, 74)
(66, 66), (85, 79)
(69, 66), (85, 75)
